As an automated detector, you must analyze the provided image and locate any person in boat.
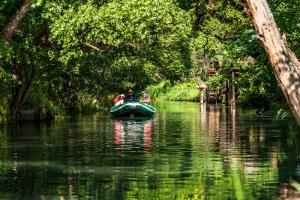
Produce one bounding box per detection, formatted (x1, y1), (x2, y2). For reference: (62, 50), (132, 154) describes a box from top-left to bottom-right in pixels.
(126, 89), (137, 102)
(141, 91), (151, 105)
(113, 94), (125, 106)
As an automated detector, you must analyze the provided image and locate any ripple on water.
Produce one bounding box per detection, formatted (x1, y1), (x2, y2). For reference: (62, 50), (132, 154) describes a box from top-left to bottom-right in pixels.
(0, 103), (299, 199)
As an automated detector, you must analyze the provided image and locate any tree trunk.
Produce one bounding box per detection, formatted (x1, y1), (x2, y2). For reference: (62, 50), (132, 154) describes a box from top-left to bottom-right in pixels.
(3, 0), (33, 41)
(3, 0), (34, 120)
(246, 0), (300, 126)
(10, 62), (36, 118)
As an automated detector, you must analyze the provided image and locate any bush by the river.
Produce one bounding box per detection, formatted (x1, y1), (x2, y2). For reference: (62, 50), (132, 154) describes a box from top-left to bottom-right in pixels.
(146, 79), (201, 101)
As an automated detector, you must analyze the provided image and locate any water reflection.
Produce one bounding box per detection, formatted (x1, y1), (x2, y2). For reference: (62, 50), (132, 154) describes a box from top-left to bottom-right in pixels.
(198, 103), (300, 199)
(0, 102), (300, 199)
(114, 118), (153, 150)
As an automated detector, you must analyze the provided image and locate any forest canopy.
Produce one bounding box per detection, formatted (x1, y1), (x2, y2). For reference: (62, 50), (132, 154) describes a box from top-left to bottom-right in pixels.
(0, 0), (299, 123)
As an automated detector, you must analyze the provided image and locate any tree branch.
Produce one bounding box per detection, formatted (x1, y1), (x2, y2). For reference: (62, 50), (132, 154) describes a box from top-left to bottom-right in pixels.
(3, 0), (33, 41)
(84, 43), (102, 52)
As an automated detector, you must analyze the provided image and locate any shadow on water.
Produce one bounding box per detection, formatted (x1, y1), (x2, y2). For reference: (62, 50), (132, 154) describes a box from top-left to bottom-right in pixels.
(0, 102), (300, 199)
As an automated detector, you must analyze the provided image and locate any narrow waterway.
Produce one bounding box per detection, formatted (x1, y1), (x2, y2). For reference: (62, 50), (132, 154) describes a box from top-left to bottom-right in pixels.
(0, 101), (299, 199)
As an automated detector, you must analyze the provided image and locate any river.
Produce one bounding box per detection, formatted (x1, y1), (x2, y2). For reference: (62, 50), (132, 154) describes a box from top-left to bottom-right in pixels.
(0, 101), (299, 199)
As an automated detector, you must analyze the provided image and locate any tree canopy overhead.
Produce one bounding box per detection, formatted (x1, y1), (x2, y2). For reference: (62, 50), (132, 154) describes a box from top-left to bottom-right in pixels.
(46, 0), (192, 89)
(0, 0), (300, 124)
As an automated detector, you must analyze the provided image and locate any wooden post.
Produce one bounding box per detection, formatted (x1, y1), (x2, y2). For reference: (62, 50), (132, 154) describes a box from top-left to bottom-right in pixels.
(224, 79), (229, 106)
(200, 89), (204, 104)
(231, 71), (236, 108)
(231, 106), (236, 140)
(197, 83), (207, 104)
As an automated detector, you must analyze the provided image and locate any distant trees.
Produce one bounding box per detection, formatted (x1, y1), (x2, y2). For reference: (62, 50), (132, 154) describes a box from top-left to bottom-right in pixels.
(0, 0), (193, 121)
(1, 0), (300, 124)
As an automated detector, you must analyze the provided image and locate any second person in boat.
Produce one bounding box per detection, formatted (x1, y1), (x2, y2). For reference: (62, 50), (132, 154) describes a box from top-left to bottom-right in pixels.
(126, 89), (137, 102)
(141, 91), (151, 105)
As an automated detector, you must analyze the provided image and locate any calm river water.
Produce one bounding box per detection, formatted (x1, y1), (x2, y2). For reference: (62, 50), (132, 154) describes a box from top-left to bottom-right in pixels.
(0, 101), (300, 199)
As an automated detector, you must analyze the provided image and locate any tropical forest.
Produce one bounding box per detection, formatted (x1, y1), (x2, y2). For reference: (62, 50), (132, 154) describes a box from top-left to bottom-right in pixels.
(1, 0), (300, 199)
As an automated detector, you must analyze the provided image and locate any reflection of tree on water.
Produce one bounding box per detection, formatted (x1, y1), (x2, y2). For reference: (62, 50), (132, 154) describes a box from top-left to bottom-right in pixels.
(114, 119), (153, 150)
(199, 105), (300, 199)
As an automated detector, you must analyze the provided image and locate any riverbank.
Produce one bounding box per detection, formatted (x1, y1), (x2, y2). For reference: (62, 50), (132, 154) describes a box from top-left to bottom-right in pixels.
(146, 79), (293, 121)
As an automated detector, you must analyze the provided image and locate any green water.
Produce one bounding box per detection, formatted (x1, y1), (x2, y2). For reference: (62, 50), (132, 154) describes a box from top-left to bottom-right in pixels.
(0, 101), (300, 199)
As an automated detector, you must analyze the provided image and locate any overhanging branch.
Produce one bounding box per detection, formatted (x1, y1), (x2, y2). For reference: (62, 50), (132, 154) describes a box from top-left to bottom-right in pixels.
(3, 0), (33, 41)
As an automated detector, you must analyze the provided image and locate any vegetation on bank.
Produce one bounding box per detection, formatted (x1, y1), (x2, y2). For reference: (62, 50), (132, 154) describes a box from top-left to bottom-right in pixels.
(146, 79), (200, 101)
(146, 78), (292, 121)
(0, 0), (299, 125)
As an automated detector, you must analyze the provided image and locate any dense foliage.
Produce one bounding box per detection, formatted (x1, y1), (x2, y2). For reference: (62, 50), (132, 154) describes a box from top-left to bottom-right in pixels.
(0, 0), (299, 124)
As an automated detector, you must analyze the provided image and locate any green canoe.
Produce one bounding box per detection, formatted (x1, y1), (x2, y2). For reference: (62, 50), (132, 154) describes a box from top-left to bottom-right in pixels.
(110, 102), (156, 117)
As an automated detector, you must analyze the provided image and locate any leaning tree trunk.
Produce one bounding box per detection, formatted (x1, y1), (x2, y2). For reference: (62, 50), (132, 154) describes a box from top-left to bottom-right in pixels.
(246, 0), (300, 126)
(3, 0), (34, 118)
(3, 0), (33, 41)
